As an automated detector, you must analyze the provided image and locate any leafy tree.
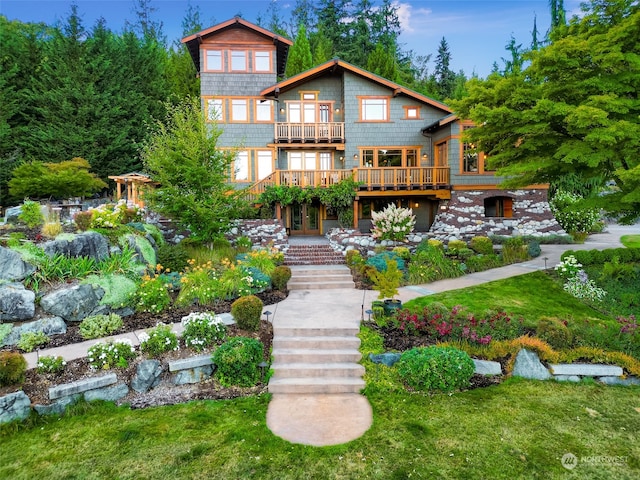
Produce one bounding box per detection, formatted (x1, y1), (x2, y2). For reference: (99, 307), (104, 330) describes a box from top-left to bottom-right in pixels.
(9, 157), (107, 199)
(285, 24), (313, 77)
(451, 0), (640, 223)
(141, 98), (249, 242)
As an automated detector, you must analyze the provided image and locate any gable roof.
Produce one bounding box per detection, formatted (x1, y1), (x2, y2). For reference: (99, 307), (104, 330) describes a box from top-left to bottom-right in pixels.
(181, 17), (293, 77)
(260, 58), (452, 114)
(421, 114), (459, 133)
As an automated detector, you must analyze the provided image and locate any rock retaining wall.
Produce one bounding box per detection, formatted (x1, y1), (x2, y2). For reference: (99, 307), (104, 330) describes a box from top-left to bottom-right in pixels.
(226, 219), (288, 250)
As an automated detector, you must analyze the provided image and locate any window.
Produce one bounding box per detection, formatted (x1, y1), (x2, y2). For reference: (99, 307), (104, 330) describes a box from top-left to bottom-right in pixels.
(360, 147), (418, 167)
(234, 151), (249, 181)
(257, 151), (273, 180)
(230, 50), (247, 71)
(205, 50), (223, 71)
(255, 100), (273, 122)
(231, 99), (248, 122)
(360, 97), (389, 121)
(288, 103), (301, 123)
(289, 152), (302, 170)
(206, 98), (223, 122)
(435, 141), (448, 167)
(303, 103), (315, 123)
(462, 125), (491, 174)
(301, 92), (317, 101)
(404, 106), (420, 119)
(484, 196), (513, 218)
(254, 51), (271, 72)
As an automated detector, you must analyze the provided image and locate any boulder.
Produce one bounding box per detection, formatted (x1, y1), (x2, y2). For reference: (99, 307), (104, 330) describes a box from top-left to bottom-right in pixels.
(368, 353), (402, 367)
(40, 284), (103, 322)
(42, 231), (109, 261)
(0, 283), (36, 322)
(0, 391), (31, 424)
(84, 384), (129, 403)
(121, 233), (156, 266)
(131, 360), (163, 393)
(33, 394), (81, 416)
(512, 349), (551, 380)
(2, 316), (67, 346)
(4, 206), (22, 224)
(173, 365), (214, 385)
(0, 246), (36, 281)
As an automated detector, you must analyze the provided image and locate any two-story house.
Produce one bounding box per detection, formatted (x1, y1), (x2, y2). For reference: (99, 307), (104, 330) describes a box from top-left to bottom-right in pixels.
(182, 17), (562, 239)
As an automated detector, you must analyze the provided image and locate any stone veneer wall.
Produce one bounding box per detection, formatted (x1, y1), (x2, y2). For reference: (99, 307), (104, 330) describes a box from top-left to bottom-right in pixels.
(429, 189), (565, 241)
(226, 219), (288, 249)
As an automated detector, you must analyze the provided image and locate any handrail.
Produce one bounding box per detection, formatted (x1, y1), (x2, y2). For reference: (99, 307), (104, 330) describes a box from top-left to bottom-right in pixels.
(275, 122), (345, 142)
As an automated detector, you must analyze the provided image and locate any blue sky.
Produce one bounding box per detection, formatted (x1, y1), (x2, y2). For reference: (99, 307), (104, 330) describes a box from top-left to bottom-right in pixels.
(1, 0), (583, 77)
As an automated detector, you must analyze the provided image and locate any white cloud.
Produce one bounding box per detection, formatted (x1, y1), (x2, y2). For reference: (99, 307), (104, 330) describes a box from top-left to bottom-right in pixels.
(394, 1), (432, 34)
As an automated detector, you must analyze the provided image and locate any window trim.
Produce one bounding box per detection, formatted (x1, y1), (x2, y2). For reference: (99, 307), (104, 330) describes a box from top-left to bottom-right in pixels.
(403, 106), (421, 120)
(460, 123), (491, 174)
(254, 99), (273, 123)
(484, 196), (513, 218)
(253, 50), (272, 73)
(230, 98), (249, 123)
(230, 50), (248, 72)
(233, 150), (250, 182)
(204, 49), (224, 72)
(358, 146), (421, 168)
(358, 96), (390, 122)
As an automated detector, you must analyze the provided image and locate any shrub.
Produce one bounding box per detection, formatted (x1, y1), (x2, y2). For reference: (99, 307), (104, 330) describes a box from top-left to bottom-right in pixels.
(231, 295), (264, 331)
(465, 254), (503, 273)
(371, 203), (416, 241)
(212, 337), (264, 387)
(554, 255), (582, 280)
(368, 256), (403, 300)
(407, 246), (463, 284)
(366, 251), (405, 272)
(0, 352), (28, 386)
(238, 248), (278, 276)
(88, 339), (137, 369)
(447, 239), (467, 252)
(156, 243), (190, 273)
(392, 246), (411, 262)
(470, 236), (494, 255)
(550, 190), (600, 235)
(563, 271), (607, 302)
(17, 331), (49, 352)
(134, 276), (171, 314)
(527, 240), (541, 258)
(74, 210), (93, 231)
(139, 324), (179, 357)
(37, 355), (66, 374)
(181, 312), (227, 352)
(501, 237), (529, 264)
(79, 313), (124, 340)
(345, 249), (365, 270)
(0, 324), (12, 345)
(271, 265), (292, 291)
(536, 317), (573, 350)
(235, 236), (252, 252)
(18, 200), (44, 228)
(41, 208), (63, 239)
(397, 346), (475, 393)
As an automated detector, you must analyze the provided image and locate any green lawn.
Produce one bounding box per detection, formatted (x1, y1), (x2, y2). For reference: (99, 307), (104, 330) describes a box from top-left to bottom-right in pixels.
(404, 271), (610, 328)
(1, 381), (639, 479)
(621, 235), (640, 249)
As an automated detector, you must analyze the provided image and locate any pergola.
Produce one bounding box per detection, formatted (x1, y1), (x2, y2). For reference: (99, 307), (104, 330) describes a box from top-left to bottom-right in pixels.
(108, 172), (156, 209)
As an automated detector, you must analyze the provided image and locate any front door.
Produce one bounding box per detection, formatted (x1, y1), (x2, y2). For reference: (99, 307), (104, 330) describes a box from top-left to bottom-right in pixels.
(290, 202), (320, 235)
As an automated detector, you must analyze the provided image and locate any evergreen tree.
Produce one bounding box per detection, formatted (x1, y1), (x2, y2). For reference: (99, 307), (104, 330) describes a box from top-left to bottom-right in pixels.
(531, 14), (541, 50)
(166, 2), (202, 99)
(367, 42), (398, 82)
(316, 0), (348, 58)
(288, 0), (317, 38)
(501, 35), (524, 75)
(286, 24), (313, 77)
(433, 37), (456, 99)
(310, 27), (333, 65)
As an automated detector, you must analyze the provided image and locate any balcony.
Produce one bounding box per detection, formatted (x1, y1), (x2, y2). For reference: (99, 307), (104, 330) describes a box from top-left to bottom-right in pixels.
(247, 167), (450, 202)
(275, 122), (345, 143)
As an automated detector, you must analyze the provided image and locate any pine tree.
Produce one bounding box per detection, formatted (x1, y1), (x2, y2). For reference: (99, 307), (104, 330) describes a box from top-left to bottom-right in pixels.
(285, 24), (313, 77)
(433, 37), (456, 100)
(367, 42), (398, 82)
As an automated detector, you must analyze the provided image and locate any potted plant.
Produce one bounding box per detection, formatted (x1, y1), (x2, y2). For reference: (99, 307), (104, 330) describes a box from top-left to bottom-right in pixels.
(368, 256), (403, 315)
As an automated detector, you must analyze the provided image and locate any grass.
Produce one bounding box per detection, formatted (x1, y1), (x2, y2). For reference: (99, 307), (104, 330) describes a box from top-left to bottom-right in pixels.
(1, 382), (639, 479)
(403, 271), (611, 328)
(621, 235), (640, 249)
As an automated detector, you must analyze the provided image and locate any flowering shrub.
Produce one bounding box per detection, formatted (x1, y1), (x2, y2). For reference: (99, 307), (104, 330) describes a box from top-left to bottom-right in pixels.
(550, 190), (600, 234)
(37, 355), (66, 374)
(134, 275), (171, 313)
(554, 255), (583, 281)
(89, 200), (143, 229)
(88, 339), (136, 369)
(181, 312), (227, 352)
(563, 272), (607, 302)
(139, 324), (179, 357)
(393, 304), (524, 344)
(238, 248), (278, 275)
(371, 203), (416, 241)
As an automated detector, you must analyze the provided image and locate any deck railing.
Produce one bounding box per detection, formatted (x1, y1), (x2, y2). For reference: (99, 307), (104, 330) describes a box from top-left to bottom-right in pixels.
(247, 167), (450, 201)
(275, 122), (345, 143)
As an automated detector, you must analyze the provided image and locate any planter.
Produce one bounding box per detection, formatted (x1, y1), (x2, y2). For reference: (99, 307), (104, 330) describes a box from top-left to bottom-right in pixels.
(383, 299), (402, 316)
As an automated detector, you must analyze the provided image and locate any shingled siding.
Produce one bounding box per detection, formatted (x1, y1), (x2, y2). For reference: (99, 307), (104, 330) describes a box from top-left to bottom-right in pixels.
(429, 189), (565, 240)
(200, 72), (277, 97)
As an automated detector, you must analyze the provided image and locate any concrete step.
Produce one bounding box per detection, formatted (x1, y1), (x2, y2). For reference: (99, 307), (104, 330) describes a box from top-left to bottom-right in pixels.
(284, 245), (346, 266)
(270, 362), (365, 378)
(288, 265), (355, 290)
(268, 377), (365, 394)
(288, 280), (355, 290)
(289, 274), (353, 282)
(272, 348), (362, 364)
(272, 335), (361, 350)
(274, 327), (360, 337)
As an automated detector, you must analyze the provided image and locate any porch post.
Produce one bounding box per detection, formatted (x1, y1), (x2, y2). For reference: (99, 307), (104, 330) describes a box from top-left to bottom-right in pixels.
(353, 199), (359, 229)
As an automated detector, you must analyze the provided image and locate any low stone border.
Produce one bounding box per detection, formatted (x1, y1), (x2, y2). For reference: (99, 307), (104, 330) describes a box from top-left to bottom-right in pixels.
(0, 353), (221, 424)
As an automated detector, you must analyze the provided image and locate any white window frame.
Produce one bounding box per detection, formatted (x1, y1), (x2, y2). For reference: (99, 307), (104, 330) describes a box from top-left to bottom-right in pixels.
(257, 151), (273, 180)
(255, 100), (273, 122)
(361, 98), (388, 121)
(230, 50), (247, 71)
(205, 49), (223, 71)
(206, 98), (223, 122)
(231, 99), (248, 122)
(234, 151), (249, 181)
(254, 51), (271, 72)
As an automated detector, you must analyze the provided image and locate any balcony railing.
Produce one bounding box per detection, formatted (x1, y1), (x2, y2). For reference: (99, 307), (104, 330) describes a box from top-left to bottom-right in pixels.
(247, 166), (450, 202)
(355, 167), (450, 190)
(275, 122), (345, 143)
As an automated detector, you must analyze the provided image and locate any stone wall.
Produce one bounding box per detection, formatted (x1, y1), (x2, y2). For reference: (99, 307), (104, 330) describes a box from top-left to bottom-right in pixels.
(226, 219), (288, 249)
(429, 189), (565, 241)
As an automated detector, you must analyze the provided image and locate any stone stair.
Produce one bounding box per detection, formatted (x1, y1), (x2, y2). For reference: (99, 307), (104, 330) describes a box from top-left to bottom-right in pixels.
(284, 244), (345, 265)
(269, 327), (365, 394)
(287, 265), (355, 290)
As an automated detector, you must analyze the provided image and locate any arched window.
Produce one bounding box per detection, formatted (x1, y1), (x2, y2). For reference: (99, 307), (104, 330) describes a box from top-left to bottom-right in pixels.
(484, 196), (513, 218)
